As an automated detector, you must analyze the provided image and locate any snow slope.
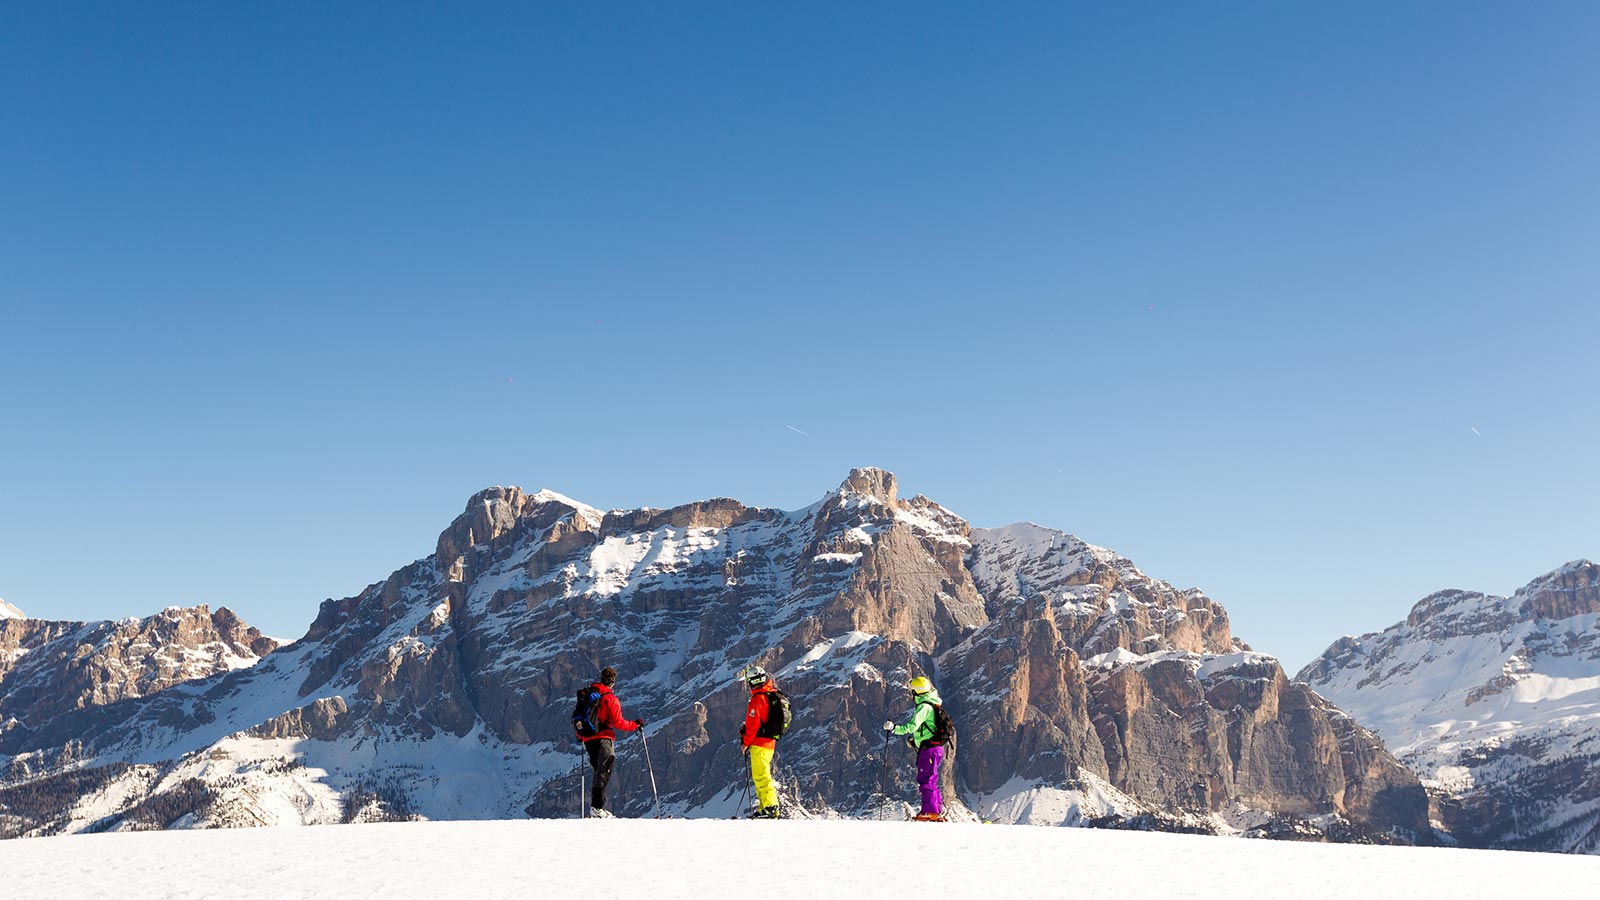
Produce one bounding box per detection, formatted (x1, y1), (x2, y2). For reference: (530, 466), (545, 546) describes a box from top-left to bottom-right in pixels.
(3, 818), (1594, 900)
(1300, 563), (1600, 756)
(0, 599), (23, 620)
(1299, 561), (1600, 852)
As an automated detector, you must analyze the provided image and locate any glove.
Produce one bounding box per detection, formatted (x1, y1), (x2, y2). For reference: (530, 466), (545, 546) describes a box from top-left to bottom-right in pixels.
(882, 720), (895, 733)
(633, 719), (645, 729)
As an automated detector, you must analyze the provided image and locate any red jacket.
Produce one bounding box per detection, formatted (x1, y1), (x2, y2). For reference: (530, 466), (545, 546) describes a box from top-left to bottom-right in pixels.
(741, 684), (779, 750)
(580, 683), (640, 743)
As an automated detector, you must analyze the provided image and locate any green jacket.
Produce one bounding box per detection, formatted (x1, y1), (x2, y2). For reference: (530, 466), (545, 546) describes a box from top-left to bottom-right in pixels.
(892, 689), (942, 748)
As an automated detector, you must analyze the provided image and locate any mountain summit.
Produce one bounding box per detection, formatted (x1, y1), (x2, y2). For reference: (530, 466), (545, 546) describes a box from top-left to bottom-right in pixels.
(1, 470), (1423, 840)
(1299, 561), (1600, 853)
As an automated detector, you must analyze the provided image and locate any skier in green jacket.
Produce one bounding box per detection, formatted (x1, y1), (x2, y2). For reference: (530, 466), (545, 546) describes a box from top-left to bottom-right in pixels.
(883, 676), (951, 821)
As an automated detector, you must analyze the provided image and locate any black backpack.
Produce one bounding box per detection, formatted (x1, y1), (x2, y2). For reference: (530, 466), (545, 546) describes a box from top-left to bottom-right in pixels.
(755, 689), (792, 739)
(572, 687), (604, 738)
(927, 702), (955, 751)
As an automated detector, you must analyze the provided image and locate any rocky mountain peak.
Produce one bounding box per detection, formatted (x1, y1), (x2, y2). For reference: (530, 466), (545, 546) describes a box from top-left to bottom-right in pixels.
(1517, 559), (1600, 620)
(601, 497), (766, 533)
(1, 604), (278, 753)
(837, 467), (899, 506)
(1299, 560), (1600, 853)
(1397, 560), (1600, 636)
(968, 523), (1235, 657)
(438, 486), (534, 555)
(1402, 588), (1494, 629)
(433, 486), (605, 585)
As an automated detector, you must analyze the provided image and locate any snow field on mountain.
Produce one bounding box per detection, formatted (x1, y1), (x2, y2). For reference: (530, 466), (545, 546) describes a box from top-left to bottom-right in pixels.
(1306, 606), (1600, 784)
(6, 818), (1596, 900)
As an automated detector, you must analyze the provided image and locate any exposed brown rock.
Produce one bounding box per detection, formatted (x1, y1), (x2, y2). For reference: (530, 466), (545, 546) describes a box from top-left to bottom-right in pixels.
(0, 605), (277, 727)
(249, 697), (351, 741)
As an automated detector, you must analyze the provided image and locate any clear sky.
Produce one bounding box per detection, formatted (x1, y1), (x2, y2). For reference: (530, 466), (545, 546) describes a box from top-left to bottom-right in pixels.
(2, 2), (1596, 670)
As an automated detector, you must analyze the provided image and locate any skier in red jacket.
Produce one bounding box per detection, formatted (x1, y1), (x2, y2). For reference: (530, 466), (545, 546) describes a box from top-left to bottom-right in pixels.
(577, 666), (642, 817)
(740, 666), (783, 819)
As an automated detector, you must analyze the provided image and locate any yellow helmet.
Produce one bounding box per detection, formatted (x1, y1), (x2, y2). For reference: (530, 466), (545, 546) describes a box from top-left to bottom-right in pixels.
(908, 676), (933, 694)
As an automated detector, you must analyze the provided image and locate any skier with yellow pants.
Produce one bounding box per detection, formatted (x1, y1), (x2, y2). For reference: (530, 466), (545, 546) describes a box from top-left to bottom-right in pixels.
(739, 666), (789, 819)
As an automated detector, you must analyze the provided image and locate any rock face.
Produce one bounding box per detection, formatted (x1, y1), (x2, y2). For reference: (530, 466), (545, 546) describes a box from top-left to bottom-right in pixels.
(956, 524), (1425, 834)
(1298, 561), (1600, 854)
(1, 605), (277, 734)
(0, 470), (1424, 843)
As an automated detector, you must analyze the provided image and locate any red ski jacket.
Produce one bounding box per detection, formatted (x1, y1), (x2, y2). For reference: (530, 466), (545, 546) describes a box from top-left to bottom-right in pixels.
(741, 683), (779, 751)
(581, 683), (640, 743)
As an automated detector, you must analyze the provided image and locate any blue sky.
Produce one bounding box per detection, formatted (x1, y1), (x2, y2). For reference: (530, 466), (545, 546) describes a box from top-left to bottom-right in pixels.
(2, 2), (1596, 669)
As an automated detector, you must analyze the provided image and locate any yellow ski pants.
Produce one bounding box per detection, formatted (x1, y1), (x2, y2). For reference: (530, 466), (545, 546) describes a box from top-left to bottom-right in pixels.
(748, 744), (778, 809)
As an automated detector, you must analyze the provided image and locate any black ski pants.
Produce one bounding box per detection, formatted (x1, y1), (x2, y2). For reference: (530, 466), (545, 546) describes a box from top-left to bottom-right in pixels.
(585, 738), (615, 810)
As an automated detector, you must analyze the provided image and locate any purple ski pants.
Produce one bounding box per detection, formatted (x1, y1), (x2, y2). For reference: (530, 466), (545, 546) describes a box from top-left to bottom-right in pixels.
(917, 744), (945, 815)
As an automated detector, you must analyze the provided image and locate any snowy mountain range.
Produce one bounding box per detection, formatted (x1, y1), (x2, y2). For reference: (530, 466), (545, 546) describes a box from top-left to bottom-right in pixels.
(1298, 561), (1600, 853)
(2, 469), (1425, 840)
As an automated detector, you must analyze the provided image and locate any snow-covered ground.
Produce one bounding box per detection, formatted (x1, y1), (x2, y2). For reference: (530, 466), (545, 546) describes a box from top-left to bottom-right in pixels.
(4, 819), (1596, 900)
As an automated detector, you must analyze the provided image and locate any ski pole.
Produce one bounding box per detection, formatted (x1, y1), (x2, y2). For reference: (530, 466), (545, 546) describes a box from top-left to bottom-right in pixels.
(880, 730), (893, 794)
(580, 754), (588, 819)
(641, 731), (663, 819)
(734, 748), (751, 819)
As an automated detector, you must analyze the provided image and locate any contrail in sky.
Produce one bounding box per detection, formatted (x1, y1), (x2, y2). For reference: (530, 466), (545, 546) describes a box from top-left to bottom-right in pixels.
(1471, 426), (1482, 437)
(786, 425), (815, 438)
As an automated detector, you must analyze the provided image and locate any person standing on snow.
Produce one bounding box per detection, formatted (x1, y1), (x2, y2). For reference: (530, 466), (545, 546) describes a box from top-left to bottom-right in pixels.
(576, 666), (642, 818)
(883, 675), (953, 821)
(739, 666), (789, 819)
